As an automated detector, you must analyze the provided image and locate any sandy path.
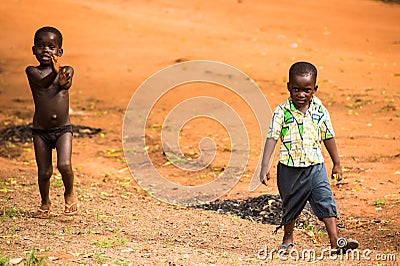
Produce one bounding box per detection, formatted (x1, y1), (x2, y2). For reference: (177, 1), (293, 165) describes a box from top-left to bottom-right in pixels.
(0, 0), (399, 264)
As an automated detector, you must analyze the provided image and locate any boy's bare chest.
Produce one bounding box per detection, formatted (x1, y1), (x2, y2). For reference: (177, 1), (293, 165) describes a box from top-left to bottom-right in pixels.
(37, 68), (52, 76)
(33, 86), (66, 101)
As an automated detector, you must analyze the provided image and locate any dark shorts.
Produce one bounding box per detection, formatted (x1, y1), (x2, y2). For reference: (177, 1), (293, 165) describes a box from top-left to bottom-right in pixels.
(31, 125), (73, 149)
(277, 162), (337, 225)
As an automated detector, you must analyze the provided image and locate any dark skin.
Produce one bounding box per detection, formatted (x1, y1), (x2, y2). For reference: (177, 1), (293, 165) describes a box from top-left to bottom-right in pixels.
(26, 31), (78, 216)
(259, 73), (342, 249)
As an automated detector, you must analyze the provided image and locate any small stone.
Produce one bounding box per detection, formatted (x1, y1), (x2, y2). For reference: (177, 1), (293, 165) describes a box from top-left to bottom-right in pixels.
(9, 258), (23, 265)
(121, 248), (134, 253)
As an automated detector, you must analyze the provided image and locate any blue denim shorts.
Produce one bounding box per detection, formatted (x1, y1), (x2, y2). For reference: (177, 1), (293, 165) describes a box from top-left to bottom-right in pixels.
(277, 162), (337, 225)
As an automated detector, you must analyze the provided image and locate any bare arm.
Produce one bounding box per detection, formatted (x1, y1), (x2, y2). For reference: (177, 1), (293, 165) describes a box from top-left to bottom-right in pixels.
(58, 66), (74, 90)
(25, 66), (57, 89)
(323, 137), (342, 180)
(53, 55), (74, 90)
(260, 138), (277, 185)
(25, 65), (73, 90)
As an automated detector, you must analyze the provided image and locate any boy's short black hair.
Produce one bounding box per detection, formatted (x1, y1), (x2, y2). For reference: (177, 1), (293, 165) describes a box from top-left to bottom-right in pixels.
(289, 62), (317, 82)
(34, 26), (63, 47)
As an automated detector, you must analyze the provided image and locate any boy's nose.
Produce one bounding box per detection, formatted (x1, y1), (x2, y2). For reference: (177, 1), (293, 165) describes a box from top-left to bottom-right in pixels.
(298, 91), (306, 97)
(42, 46), (51, 52)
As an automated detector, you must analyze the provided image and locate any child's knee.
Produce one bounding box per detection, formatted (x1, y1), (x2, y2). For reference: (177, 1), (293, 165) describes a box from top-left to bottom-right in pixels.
(57, 162), (72, 175)
(38, 168), (52, 180)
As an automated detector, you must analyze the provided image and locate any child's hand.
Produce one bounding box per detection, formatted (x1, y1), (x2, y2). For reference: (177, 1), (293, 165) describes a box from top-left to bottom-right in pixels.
(59, 67), (71, 87)
(260, 172), (270, 186)
(51, 55), (60, 73)
(331, 165), (343, 181)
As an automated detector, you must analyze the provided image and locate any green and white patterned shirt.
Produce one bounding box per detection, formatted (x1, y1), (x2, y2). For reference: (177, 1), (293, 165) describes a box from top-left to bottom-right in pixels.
(268, 96), (335, 167)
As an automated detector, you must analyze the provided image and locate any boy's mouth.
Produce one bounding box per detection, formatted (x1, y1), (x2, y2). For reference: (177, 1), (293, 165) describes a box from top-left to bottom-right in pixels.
(41, 54), (51, 61)
(295, 98), (306, 103)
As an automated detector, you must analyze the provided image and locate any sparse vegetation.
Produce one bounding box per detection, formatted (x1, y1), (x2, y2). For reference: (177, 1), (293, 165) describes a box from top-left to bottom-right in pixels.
(0, 207), (19, 221)
(25, 248), (47, 266)
(92, 235), (127, 248)
(374, 199), (387, 207)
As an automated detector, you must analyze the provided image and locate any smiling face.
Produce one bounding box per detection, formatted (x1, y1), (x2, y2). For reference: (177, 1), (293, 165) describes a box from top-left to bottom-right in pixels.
(287, 74), (317, 112)
(32, 31), (63, 66)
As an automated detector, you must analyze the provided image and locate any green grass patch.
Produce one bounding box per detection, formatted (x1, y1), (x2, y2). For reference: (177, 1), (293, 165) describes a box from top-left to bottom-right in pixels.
(298, 223), (324, 237)
(374, 199), (387, 207)
(92, 235), (127, 248)
(0, 252), (9, 266)
(95, 252), (111, 264)
(25, 248), (47, 266)
(0, 207), (19, 221)
(113, 257), (131, 265)
(52, 179), (64, 187)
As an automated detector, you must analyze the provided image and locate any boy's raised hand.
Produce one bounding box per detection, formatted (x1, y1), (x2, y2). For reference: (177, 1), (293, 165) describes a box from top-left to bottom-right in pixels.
(58, 67), (71, 87)
(51, 55), (60, 73)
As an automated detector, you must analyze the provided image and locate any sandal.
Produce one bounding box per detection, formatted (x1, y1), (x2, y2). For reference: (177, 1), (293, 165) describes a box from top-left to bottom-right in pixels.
(279, 243), (294, 254)
(32, 208), (52, 219)
(64, 202), (79, 216)
(331, 238), (359, 255)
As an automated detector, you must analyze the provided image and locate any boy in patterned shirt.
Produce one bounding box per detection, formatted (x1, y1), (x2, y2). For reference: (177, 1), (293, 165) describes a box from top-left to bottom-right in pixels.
(260, 62), (358, 253)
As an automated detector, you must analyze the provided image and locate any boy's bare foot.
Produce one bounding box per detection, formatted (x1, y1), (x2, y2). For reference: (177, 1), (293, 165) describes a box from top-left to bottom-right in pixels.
(64, 192), (79, 216)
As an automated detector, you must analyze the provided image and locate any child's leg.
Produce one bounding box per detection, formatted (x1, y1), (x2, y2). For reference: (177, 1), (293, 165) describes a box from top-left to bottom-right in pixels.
(323, 217), (338, 248)
(283, 220), (296, 245)
(55, 132), (78, 211)
(308, 164), (339, 248)
(33, 136), (53, 210)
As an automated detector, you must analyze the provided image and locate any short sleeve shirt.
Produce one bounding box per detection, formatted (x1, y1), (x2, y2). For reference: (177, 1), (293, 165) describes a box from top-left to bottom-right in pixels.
(267, 96), (335, 167)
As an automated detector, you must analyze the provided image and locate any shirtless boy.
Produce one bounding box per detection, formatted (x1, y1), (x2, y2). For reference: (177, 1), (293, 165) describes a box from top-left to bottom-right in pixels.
(26, 26), (78, 218)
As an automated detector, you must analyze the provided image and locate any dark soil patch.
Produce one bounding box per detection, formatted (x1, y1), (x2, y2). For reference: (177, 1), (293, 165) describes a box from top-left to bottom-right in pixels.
(0, 123), (102, 144)
(196, 194), (323, 231)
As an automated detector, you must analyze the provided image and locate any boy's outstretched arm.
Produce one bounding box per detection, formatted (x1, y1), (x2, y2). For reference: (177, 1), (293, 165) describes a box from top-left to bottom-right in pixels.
(260, 138), (277, 185)
(52, 55), (74, 89)
(58, 67), (74, 89)
(25, 66), (57, 89)
(323, 137), (342, 180)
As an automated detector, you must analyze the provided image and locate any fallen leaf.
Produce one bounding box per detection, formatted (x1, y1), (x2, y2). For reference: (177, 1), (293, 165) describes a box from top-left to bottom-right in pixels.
(118, 167), (129, 173)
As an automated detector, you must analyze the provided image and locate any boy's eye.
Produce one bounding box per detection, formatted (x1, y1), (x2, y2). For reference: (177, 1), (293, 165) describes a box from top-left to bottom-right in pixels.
(292, 88), (312, 93)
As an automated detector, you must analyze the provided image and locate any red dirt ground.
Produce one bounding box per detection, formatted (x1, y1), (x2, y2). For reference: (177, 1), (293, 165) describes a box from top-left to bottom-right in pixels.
(0, 0), (399, 265)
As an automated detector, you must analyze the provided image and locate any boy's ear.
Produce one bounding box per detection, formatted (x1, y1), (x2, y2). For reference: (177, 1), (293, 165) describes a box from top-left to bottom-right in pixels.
(314, 85), (318, 91)
(32, 46), (36, 55)
(287, 82), (290, 91)
(57, 48), (64, 57)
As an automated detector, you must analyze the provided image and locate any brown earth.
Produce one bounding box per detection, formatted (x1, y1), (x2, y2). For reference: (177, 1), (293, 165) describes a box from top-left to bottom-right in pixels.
(0, 0), (399, 265)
